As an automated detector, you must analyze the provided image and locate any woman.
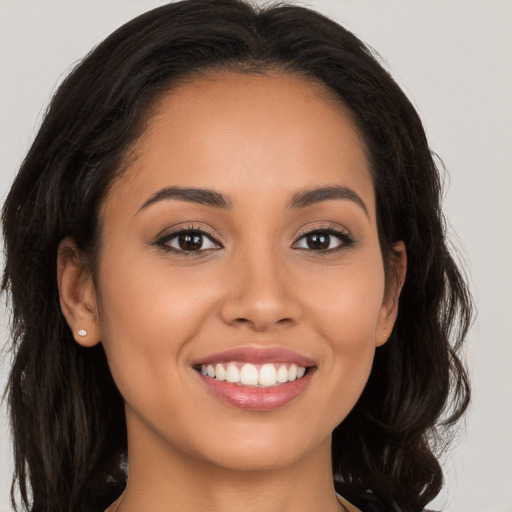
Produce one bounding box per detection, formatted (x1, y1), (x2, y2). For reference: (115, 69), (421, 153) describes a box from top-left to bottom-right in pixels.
(1, 1), (472, 511)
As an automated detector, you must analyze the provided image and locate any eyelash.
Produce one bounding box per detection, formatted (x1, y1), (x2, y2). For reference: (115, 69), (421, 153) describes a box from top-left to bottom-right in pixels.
(292, 225), (355, 254)
(152, 224), (355, 256)
(152, 224), (222, 255)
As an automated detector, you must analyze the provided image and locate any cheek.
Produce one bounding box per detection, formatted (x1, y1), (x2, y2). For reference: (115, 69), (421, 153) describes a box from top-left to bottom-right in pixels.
(306, 256), (386, 345)
(301, 257), (386, 404)
(94, 252), (216, 393)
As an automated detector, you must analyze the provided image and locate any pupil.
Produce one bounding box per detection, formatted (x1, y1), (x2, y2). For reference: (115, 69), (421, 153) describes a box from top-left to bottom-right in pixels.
(178, 233), (203, 250)
(307, 233), (330, 250)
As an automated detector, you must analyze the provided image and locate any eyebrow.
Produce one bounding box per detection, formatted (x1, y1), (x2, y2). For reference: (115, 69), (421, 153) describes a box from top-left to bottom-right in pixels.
(138, 186), (231, 212)
(138, 184), (368, 217)
(287, 185), (369, 217)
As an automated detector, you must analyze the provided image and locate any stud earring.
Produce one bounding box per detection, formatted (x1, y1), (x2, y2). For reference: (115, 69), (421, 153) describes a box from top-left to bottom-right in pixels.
(78, 329), (87, 337)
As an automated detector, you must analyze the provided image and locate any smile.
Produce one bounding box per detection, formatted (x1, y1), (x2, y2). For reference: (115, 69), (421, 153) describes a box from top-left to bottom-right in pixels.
(200, 362), (307, 387)
(193, 347), (316, 410)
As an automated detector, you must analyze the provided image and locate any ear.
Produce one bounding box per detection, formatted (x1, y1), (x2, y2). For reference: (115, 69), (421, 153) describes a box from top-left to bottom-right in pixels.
(376, 241), (407, 347)
(57, 237), (101, 347)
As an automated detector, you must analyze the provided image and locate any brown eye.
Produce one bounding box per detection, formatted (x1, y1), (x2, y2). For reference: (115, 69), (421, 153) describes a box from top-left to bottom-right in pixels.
(305, 232), (330, 250)
(292, 228), (355, 253)
(177, 232), (204, 251)
(157, 229), (221, 253)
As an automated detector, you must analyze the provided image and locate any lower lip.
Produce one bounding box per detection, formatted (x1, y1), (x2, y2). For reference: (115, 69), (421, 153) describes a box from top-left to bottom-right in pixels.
(198, 370), (314, 410)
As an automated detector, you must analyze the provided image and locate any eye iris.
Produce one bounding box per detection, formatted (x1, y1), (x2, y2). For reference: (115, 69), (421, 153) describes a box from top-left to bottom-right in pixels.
(178, 232), (203, 251)
(307, 232), (330, 250)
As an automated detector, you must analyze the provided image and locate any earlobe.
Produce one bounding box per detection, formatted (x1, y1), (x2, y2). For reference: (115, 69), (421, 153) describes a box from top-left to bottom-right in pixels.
(376, 241), (407, 347)
(57, 237), (101, 347)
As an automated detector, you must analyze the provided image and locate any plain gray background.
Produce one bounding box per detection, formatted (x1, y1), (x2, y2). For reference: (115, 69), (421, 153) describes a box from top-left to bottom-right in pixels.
(1, 1), (511, 511)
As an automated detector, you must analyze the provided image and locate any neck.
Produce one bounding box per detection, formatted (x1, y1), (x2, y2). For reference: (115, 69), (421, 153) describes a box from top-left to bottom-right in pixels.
(116, 410), (347, 512)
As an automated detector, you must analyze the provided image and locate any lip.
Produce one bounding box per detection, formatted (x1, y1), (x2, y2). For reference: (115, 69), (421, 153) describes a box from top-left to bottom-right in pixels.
(197, 369), (315, 410)
(193, 347), (316, 410)
(193, 347), (316, 367)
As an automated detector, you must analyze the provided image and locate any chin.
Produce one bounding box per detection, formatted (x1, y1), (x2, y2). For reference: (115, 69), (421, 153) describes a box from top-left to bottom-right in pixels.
(200, 443), (313, 473)
(183, 420), (331, 473)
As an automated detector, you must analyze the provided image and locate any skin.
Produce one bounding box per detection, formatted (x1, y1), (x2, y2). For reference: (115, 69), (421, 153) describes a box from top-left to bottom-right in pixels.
(58, 71), (406, 512)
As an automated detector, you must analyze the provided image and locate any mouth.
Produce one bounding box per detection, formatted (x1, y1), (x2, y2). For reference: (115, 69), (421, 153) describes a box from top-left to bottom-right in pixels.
(195, 361), (309, 387)
(192, 347), (316, 410)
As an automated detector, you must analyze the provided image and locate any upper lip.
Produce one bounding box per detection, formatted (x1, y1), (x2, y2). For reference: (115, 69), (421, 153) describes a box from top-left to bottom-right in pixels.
(193, 347), (316, 367)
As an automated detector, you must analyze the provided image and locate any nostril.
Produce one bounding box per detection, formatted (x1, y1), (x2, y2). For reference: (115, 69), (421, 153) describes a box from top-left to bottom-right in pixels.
(233, 317), (250, 324)
(231, 316), (295, 331)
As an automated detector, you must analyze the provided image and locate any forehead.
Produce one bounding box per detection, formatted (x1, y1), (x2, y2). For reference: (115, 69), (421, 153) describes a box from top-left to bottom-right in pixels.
(105, 70), (375, 218)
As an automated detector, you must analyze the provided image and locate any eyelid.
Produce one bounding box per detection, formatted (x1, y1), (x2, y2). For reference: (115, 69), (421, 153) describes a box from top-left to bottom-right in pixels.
(151, 223), (223, 252)
(292, 223), (355, 252)
(294, 222), (352, 240)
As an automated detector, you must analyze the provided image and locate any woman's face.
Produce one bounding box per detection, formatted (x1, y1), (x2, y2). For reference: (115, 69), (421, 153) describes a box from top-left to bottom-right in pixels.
(80, 71), (403, 472)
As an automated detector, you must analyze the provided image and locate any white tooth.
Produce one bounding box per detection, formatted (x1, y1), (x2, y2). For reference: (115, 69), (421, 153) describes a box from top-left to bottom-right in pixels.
(207, 364), (215, 378)
(276, 365), (288, 383)
(259, 364), (277, 387)
(288, 364), (298, 381)
(201, 365), (208, 375)
(240, 363), (259, 385)
(296, 366), (306, 379)
(226, 363), (241, 383)
(215, 363), (226, 381)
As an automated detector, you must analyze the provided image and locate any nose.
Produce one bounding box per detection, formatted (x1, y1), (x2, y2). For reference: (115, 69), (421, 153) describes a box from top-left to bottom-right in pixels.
(219, 248), (301, 332)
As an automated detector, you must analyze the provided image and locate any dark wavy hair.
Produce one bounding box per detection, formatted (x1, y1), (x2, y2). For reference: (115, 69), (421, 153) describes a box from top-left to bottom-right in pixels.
(2, 1), (472, 511)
